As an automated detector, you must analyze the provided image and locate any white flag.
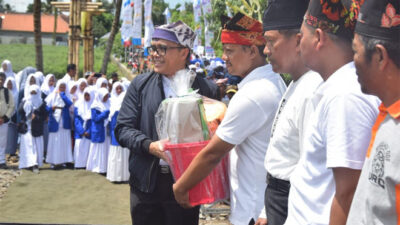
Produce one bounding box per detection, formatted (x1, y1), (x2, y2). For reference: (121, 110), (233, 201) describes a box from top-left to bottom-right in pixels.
(132, 0), (142, 40)
(144, 0), (154, 48)
(163, 8), (171, 24)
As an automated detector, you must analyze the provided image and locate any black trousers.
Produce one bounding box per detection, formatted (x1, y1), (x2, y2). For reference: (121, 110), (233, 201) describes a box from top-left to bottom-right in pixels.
(265, 173), (290, 225)
(130, 167), (200, 225)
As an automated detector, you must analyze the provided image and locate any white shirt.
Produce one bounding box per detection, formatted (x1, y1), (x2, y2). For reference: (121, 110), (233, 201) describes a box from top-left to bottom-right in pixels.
(63, 73), (72, 83)
(216, 64), (287, 224)
(266, 70), (322, 181)
(160, 75), (177, 166)
(285, 62), (380, 225)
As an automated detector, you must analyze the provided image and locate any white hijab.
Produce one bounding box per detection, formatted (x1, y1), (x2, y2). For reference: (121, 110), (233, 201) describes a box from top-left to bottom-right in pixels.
(45, 79), (69, 122)
(109, 81), (126, 120)
(4, 77), (19, 109)
(41, 74), (55, 96)
(24, 73), (39, 101)
(121, 77), (130, 90)
(91, 87), (110, 112)
(75, 78), (88, 99)
(34, 71), (44, 86)
(76, 86), (95, 121)
(23, 85), (42, 118)
(1, 60), (15, 78)
(68, 80), (78, 102)
(96, 77), (108, 90)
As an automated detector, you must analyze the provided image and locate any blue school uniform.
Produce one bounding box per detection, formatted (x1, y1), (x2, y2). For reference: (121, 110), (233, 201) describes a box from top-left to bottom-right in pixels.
(74, 107), (92, 140)
(90, 108), (110, 143)
(47, 92), (72, 132)
(109, 111), (120, 146)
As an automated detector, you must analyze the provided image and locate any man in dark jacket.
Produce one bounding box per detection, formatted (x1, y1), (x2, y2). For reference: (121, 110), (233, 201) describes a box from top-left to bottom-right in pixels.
(115, 21), (219, 225)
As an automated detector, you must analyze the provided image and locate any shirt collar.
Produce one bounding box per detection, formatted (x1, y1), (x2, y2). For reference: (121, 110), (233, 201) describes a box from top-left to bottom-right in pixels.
(238, 64), (273, 89)
(314, 62), (355, 96)
(380, 100), (400, 119)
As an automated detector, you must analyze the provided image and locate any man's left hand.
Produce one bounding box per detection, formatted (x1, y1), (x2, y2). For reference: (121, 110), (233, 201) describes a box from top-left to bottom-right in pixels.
(172, 183), (193, 209)
(255, 218), (268, 225)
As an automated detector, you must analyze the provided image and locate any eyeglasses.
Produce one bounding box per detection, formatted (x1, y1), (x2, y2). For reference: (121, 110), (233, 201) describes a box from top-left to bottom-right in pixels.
(148, 45), (186, 56)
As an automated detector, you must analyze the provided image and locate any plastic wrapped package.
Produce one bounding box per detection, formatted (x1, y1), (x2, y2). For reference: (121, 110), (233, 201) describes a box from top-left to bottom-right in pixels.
(164, 141), (230, 206)
(155, 69), (230, 206)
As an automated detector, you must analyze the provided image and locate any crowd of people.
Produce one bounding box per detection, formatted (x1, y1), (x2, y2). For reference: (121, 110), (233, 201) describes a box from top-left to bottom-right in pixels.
(0, 63), (132, 183)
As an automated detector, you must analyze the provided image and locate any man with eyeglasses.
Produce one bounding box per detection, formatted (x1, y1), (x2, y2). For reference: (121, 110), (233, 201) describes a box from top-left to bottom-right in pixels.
(173, 13), (287, 225)
(115, 21), (219, 225)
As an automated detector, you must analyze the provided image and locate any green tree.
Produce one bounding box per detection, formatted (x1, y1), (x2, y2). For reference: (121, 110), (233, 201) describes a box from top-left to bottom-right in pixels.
(152, 0), (168, 26)
(93, 13), (114, 42)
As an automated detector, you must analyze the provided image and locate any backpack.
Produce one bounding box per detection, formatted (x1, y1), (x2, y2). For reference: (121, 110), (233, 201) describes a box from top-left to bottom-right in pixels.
(3, 88), (9, 104)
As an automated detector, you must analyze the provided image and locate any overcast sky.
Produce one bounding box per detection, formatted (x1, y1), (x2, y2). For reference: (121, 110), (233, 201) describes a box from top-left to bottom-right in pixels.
(4, 0), (189, 13)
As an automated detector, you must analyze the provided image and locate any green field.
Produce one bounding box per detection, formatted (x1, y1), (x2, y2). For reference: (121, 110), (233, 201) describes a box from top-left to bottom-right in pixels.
(0, 44), (120, 79)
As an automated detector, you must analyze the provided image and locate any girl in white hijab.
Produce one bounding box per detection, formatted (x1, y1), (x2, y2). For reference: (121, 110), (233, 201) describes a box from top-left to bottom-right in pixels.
(75, 78), (88, 100)
(19, 85), (46, 173)
(41, 74), (56, 97)
(45, 79), (73, 168)
(34, 71), (44, 87)
(4, 77), (19, 158)
(96, 77), (109, 90)
(73, 86), (95, 168)
(86, 87), (110, 174)
(23, 74), (39, 103)
(1, 60), (15, 78)
(106, 82), (130, 182)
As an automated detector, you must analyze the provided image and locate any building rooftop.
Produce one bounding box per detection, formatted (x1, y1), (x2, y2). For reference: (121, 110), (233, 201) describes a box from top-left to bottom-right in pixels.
(0, 12), (69, 33)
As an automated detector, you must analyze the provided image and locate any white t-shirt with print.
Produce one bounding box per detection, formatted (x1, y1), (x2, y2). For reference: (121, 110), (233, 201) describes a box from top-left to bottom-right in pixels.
(216, 64), (287, 225)
(284, 62), (380, 225)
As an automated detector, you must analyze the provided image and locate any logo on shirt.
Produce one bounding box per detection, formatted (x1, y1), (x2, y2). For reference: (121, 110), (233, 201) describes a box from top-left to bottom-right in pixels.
(369, 142), (390, 189)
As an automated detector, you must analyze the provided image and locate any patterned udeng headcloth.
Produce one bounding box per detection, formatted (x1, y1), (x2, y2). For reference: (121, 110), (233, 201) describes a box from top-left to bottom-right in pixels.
(152, 21), (196, 49)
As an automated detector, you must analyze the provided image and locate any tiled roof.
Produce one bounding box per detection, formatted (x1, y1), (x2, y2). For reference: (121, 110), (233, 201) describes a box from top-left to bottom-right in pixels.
(0, 13), (69, 33)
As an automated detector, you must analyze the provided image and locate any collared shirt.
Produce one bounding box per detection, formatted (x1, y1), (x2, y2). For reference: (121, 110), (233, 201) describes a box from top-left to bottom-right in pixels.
(285, 62), (381, 225)
(347, 100), (400, 225)
(0, 88), (15, 119)
(216, 64), (287, 224)
(265, 70), (322, 181)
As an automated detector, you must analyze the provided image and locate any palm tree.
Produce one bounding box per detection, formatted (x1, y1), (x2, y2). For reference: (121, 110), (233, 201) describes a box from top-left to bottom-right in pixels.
(34, 0), (43, 71)
(100, 0), (122, 74)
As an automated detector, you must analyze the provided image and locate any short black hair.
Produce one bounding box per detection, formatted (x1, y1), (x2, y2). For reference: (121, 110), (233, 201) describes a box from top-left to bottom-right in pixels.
(0, 72), (5, 80)
(67, 64), (76, 72)
(360, 35), (400, 69)
(111, 72), (118, 78)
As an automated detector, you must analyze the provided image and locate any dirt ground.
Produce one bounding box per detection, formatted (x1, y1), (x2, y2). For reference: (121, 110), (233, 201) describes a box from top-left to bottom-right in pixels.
(0, 164), (230, 225)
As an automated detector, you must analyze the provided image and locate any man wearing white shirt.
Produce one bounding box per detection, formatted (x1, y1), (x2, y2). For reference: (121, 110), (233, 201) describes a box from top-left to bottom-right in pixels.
(284, 1), (380, 225)
(63, 64), (76, 82)
(173, 13), (287, 225)
(256, 0), (323, 224)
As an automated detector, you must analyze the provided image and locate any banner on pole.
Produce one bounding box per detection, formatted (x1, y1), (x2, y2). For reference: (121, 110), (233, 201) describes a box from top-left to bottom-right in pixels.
(120, 0), (134, 46)
(132, 0), (142, 45)
(144, 0), (154, 48)
(163, 8), (171, 24)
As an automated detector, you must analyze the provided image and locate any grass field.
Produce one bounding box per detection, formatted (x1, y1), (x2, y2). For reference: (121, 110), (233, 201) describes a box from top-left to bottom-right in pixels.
(0, 44), (120, 79)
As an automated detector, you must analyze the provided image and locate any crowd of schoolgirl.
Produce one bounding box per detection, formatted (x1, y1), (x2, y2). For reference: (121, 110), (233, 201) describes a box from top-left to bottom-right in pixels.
(0, 61), (131, 183)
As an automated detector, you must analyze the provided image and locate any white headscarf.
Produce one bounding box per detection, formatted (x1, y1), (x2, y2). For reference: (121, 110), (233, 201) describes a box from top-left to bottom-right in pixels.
(68, 80), (78, 102)
(34, 71), (44, 86)
(41, 74), (55, 96)
(24, 73), (39, 101)
(109, 82), (126, 120)
(91, 87), (110, 112)
(75, 78), (88, 99)
(91, 87), (110, 127)
(121, 77), (131, 90)
(23, 85), (42, 118)
(76, 86), (95, 128)
(96, 77), (108, 90)
(4, 77), (19, 109)
(1, 60), (15, 78)
(45, 79), (69, 122)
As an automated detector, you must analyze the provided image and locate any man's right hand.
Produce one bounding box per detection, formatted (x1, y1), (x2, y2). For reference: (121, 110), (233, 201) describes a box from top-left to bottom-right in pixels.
(149, 141), (167, 161)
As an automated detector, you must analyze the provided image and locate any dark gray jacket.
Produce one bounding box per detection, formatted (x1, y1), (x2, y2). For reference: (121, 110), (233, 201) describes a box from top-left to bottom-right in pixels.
(115, 71), (219, 193)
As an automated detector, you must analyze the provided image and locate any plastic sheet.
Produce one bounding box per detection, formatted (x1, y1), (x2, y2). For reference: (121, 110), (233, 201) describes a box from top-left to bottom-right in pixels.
(156, 69), (230, 206)
(164, 141), (230, 206)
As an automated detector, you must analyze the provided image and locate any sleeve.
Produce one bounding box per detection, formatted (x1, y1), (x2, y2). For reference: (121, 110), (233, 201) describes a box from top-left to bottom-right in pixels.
(33, 103), (47, 122)
(114, 77), (152, 155)
(5, 90), (15, 120)
(60, 92), (73, 107)
(216, 93), (275, 145)
(74, 108), (85, 136)
(325, 94), (379, 169)
(18, 101), (27, 123)
(91, 109), (109, 122)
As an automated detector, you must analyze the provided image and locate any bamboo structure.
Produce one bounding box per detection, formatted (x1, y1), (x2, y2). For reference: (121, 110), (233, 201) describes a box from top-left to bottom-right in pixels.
(51, 1), (105, 79)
